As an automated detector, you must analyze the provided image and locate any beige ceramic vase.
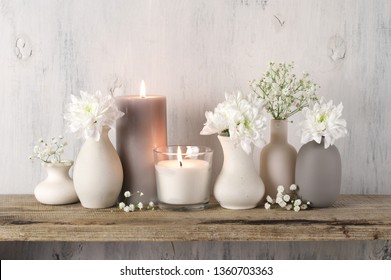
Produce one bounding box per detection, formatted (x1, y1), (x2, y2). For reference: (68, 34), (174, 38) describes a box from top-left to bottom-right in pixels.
(73, 127), (123, 209)
(214, 135), (265, 209)
(34, 161), (79, 205)
(260, 119), (297, 198)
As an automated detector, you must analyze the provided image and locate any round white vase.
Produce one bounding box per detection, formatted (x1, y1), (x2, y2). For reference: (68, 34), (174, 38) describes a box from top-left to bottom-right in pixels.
(34, 161), (79, 205)
(214, 135), (265, 210)
(73, 127), (123, 209)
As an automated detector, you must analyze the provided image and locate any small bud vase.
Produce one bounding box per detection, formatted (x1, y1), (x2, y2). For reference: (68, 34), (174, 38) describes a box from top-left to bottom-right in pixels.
(260, 119), (297, 198)
(73, 126), (123, 209)
(34, 161), (78, 205)
(295, 137), (341, 208)
(214, 135), (265, 209)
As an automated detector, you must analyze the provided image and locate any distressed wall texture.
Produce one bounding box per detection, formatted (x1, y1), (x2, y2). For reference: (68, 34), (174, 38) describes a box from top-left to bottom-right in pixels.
(0, 0), (390, 259)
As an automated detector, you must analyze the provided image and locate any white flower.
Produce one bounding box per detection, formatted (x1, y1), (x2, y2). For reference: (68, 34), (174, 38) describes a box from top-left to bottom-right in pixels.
(137, 202), (143, 210)
(124, 191), (131, 198)
(276, 197), (283, 204)
(149, 201), (155, 208)
(139, 192), (144, 197)
(264, 202), (271, 210)
(278, 201), (287, 208)
(301, 204), (308, 210)
(200, 91), (267, 154)
(283, 194), (291, 202)
(289, 184), (297, 191)
(128, 204), (135, 212)
(299, 98), (348, 148)
(64, 90), (124, 141)
(251, 62), (319, 120)
(294, 205), (301, 212)
(118, 202), (125, 209)
(277, 185), (285, 193)
(266, 195), (274, 204)
(123, 206), (130, 212)
(286, 204), (293, 211)
(294, 199), (302, 206)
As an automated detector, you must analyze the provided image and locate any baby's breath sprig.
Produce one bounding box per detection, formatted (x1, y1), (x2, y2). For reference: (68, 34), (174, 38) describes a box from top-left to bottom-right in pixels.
(29, 136), (68, 164)
(264, 184), (311, 212)
(118, 190), (156, 212)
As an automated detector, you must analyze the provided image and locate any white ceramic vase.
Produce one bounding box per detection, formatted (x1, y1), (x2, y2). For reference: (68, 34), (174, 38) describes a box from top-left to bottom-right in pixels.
(34, 161), (79, 205)
(214, 135), (265, 209)
(73, 127), (123, 208)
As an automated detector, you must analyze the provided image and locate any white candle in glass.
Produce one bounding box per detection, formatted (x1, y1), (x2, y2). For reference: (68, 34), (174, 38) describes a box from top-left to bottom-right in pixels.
(155, 146), (211, 207)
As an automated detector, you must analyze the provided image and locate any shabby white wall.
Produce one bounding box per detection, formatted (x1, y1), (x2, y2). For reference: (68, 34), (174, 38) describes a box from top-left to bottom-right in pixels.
(0, 0), (390, 259)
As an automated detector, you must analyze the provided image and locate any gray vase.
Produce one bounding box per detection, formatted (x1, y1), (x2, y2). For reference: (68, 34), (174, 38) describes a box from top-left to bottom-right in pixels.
(295, 138), (341, 208)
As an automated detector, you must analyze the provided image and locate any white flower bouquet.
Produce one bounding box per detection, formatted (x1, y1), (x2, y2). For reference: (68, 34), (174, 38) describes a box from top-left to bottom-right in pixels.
(64, 90), (124, 141)
(251, 62), (319, 120)
(200, 91), (267, 154)
(299, 98), (348, 148)
(29, 136), (68, 164)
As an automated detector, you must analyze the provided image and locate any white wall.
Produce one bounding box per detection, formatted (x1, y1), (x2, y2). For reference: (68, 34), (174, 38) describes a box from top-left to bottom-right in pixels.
(1, 0), (391, 260)
(2, 0), (390, 195)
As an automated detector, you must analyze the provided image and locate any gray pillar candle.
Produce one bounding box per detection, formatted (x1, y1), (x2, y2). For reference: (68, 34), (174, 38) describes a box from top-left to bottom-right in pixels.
(115, 85), (167, 204)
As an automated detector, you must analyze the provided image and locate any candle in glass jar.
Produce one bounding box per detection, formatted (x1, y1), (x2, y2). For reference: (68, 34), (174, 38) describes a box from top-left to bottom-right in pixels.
(154, 146), (213, 210)
(116, 81), (167, 203)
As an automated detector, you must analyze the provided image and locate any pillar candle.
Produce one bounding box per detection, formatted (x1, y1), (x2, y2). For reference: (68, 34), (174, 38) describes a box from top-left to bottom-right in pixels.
(116, 81), (167, 203)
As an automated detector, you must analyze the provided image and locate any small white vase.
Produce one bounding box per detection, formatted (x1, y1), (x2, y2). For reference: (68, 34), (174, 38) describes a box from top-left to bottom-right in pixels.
(73, 127), (123, 208)
(214, 135), (265, 209)
(34, 161), (79, 205)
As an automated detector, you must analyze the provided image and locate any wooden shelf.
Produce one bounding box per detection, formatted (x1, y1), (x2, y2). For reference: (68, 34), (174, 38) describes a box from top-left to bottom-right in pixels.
(1, 195), (390, 242)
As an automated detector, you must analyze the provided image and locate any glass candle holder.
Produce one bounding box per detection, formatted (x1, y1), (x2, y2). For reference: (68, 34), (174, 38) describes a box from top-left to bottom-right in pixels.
(154, 145), (213, 211)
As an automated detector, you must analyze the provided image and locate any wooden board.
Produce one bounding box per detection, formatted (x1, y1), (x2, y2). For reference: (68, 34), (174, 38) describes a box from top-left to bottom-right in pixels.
(1, 195), (390, 242)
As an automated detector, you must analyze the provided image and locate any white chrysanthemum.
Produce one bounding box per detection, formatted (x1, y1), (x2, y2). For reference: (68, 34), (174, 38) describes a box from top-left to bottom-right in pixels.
(294, 199), (302, 206)
(294, 206), (301, 212)
(64, 90), (124, 141)
(299, 98), (348, 148)
(149, 201), (155, 208)
(118, 202), (125, 209)
(137, 202), (143, 210)
(283, 194), (291, 202)
(289, 184), (297, 191)
(200, 91), (267, 154)
(123, 206), (130, 212)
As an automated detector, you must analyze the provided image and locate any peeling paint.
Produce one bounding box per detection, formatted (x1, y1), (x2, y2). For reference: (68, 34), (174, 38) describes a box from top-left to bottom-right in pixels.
(328, 35), (346, 62)
(272, 14), (285, 32)
(109, 77), (123, 97)
(15, 36), (32, 60)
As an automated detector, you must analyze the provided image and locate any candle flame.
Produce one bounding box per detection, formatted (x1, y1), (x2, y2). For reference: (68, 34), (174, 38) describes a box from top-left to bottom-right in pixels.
(140, 80), (146, 98)
(177, 146), (183, 167)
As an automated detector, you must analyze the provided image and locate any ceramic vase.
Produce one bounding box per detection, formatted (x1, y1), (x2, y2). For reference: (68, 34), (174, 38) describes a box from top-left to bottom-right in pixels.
(214, 135), (265, 209)
(34, 161), (78, 205)
(260, 119), (297, 198)
(295, 138), (341, 208)
(73, 127), (123, 209)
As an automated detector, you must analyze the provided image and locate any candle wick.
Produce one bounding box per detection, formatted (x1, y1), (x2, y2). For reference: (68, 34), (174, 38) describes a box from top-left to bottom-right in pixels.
(180, 161), (183, 167)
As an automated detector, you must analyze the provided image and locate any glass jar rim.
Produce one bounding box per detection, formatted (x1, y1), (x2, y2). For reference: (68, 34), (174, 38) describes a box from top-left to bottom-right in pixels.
(154, 145), (213, 156)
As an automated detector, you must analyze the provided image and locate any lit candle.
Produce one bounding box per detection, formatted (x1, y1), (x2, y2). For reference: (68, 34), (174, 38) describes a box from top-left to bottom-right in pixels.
(154, 146), (213, 210)
(116, 81), (167, 203)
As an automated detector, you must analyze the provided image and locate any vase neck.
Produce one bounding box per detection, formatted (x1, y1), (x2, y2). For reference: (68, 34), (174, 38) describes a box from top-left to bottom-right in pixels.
(270, 119), (288, 143)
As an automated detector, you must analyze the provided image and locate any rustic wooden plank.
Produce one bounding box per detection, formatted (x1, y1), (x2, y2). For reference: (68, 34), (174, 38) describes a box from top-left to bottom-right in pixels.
(1, 195), (390, 242)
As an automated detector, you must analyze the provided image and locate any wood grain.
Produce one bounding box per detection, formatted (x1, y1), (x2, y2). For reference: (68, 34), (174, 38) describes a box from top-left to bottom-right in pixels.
(1, 195), (390, 242)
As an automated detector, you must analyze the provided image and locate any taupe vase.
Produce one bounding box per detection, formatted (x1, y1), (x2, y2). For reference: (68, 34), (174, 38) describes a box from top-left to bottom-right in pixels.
(295, 138), (341, 208)
(260, 119), (297, 198)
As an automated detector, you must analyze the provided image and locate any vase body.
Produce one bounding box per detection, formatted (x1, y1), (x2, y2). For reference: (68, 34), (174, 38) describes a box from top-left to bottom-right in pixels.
(73, 127), (123, 208)
(260, 119), (297, 198)
(34, 161), (78, 205)
(214, 135), (265, 209)
(295, 139), (341, 208)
